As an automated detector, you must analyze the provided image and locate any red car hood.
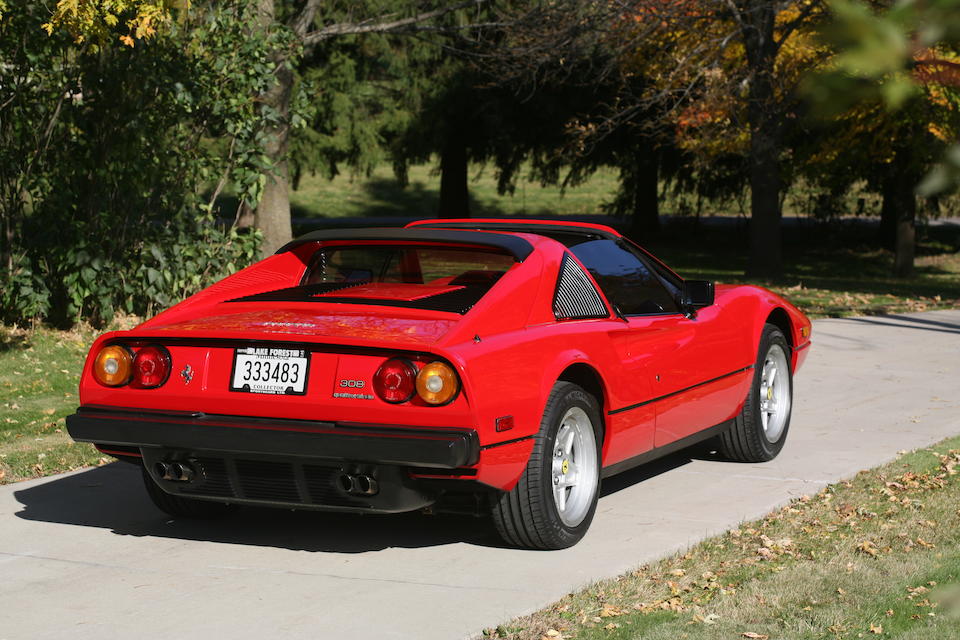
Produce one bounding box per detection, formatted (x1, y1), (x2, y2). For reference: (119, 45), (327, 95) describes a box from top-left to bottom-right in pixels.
(140, 306), (460, 347)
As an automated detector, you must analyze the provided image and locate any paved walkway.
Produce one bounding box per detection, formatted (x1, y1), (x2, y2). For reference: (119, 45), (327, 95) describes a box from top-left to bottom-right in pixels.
(1, 310), (959, 640)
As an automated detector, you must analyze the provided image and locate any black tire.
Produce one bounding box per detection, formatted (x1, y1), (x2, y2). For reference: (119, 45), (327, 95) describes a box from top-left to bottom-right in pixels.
(490, 381), (602, 550)
(720, 324), (793, 462)
(141, 467), (236, 518)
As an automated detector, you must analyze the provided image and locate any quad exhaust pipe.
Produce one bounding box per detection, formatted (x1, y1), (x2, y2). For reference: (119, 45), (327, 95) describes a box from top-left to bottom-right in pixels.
(338, 472), (379, 496)
(155, 460), (196, 482)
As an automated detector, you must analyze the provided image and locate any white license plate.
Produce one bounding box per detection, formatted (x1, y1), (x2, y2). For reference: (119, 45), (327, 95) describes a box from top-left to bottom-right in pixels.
(230, 347), (309, 395)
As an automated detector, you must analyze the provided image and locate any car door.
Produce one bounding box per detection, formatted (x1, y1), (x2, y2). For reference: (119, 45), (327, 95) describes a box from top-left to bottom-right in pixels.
(570, 239), (748, 450)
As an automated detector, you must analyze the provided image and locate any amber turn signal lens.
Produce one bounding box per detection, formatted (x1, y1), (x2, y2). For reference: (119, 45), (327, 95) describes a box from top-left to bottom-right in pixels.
(93, 345), (133, 387)
(415, 361), (459, 405)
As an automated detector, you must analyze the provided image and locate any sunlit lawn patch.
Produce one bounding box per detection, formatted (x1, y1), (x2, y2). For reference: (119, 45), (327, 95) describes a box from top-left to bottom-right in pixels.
(487, 438), (960, 640)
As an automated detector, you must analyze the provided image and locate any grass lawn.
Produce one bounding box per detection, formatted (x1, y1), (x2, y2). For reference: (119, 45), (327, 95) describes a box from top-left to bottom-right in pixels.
(638, 221), (960, 318)
(0, 324), (103, 483)
(484, 437), (960, 640)
(286, 163), (622, 220)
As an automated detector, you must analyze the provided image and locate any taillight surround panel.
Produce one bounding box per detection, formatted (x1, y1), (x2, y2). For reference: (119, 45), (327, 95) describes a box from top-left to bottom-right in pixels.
(373, 355), (461, 407)
(93, 342), (172, 389)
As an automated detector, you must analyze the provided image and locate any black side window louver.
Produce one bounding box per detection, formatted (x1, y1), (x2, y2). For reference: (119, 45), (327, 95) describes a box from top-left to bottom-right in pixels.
(553, 254), (609, 320)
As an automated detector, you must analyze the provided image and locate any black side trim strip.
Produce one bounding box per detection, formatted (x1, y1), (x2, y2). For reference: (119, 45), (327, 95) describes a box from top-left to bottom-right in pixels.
(608, 365), (754, 416)
(277, 228), (534, 261)
(480, 435), (534, 450)
(600, 419), (733, 478)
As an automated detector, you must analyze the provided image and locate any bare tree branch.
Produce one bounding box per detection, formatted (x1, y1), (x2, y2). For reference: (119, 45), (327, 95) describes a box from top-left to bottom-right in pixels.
(290, 0), (323, 37)
(303, 0), (487, 49)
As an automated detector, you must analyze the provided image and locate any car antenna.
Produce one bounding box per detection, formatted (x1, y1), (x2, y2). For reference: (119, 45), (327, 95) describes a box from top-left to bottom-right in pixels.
(613, 305), (628, 323)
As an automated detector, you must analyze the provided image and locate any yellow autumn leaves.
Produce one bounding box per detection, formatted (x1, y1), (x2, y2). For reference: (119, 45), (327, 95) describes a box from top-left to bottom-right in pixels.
(41, 0), (185, 47)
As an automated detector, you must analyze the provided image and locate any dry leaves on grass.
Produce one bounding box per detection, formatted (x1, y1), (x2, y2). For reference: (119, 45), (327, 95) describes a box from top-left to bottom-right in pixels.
(741, 633), (768, 639)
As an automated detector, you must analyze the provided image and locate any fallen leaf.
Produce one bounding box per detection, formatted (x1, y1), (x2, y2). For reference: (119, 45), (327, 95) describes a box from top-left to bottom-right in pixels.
(42, 408), (55, 416)
(741, 633), (769, 639)
(870, 623), (883, 634)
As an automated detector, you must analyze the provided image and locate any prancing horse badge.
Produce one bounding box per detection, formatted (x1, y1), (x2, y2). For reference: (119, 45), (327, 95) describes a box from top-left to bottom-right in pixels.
(180, 364), (194, 385)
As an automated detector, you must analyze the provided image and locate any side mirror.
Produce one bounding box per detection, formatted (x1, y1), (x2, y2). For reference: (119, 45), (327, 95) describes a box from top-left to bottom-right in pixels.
(680, 280), (714, 315)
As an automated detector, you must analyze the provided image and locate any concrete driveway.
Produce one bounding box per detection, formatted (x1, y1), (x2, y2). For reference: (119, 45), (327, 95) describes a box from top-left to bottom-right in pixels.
(2, 310), (959, 640)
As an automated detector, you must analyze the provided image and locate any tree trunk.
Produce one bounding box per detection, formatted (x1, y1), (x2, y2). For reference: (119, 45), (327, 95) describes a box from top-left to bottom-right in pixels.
(880, 137), (917, 277)
(439, 134), (470, 218)
(630, 145), (660, 234)
(894, 211), (915, 278)
(879, 174), (897, 251)
(742, 1), (782, 279)
(253, 0), (294, 256)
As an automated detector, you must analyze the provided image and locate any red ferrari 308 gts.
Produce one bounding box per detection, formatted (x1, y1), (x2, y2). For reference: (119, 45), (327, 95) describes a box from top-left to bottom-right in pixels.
(67, 219), (811, 549)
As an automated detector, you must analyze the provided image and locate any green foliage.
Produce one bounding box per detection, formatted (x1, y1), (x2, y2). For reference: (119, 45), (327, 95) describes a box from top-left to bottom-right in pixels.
(0, 0), (272, 326)
(813, 0), (960, 194)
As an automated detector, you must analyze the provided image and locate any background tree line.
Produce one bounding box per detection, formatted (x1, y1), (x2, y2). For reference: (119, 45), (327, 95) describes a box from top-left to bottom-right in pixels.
(2, 0), (959, 327)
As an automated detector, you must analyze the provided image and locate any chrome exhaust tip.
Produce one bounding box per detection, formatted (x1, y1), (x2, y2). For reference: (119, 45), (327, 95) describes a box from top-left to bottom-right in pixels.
(154, 461), (174, 481)
(337, 473), (379, 496)
(170, 461), (195, 482)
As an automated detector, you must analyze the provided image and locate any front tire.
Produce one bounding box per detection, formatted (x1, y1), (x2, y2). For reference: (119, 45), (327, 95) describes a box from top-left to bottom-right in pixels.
(141, 467), (236, 518)
(491, 382), (602, 549)
(720, 324), (793, 462)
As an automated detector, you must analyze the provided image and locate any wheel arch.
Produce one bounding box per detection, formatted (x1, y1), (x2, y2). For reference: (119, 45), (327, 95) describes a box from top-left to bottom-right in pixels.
(556, 362), (607, 445)
(765, 307), (794, 355)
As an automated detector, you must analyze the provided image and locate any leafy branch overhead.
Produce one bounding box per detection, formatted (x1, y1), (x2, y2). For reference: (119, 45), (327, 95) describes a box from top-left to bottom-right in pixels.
(44, 0), (490, 48)
(814, 0), (960, 194)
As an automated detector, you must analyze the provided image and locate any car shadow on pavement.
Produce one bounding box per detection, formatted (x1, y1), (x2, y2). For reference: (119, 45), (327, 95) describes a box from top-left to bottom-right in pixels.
(12, 462), (496, 553)
(13, 447), (721, 552)
(599, 447), (719, 498)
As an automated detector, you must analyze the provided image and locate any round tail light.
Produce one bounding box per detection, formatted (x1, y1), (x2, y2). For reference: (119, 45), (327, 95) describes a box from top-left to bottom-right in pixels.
(416, 361), (459, 405)
(131, 345), (172, 389)
(93, 345), (133, 386)
(373, 358), (417, 403)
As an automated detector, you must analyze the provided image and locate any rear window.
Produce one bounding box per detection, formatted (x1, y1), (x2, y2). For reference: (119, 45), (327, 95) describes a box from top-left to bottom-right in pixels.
(304, 245), (515, 286)
(228, 244), (516, 315)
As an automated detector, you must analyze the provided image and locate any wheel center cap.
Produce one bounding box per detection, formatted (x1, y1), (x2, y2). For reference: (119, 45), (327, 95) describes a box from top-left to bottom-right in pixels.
(766, 386), (773, 400)
(561, 460), (569, 475)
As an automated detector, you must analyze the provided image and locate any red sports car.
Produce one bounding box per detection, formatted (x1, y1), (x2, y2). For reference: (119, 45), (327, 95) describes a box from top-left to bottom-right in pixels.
(67, 219), (811, 549)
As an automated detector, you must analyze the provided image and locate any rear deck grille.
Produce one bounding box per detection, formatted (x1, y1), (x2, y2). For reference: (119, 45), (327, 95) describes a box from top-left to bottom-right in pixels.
(181, 457), (233, 497)
(180, 456), (367, 508)
(236, 460), (301, 502)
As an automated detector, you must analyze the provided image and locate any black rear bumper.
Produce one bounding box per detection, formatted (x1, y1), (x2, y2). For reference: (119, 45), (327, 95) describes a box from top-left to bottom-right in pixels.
(66, 406), (480, 469)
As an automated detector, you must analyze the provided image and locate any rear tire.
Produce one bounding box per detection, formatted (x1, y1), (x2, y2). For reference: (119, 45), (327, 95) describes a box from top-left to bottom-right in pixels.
(490, 382), (602, 549)
(141, 467), (236, 518)
(720, 324), (793, 462)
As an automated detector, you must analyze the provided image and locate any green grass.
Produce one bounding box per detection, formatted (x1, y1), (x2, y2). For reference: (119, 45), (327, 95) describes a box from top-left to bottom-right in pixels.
(0, 317), (142, 483)
(287, 163), (623, 220)
(485, 437), (960, 640)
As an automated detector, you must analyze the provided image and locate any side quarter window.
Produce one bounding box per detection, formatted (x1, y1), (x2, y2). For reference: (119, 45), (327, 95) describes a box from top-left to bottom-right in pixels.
(570, 239), (680, 315)
(553, 254), (609, 320)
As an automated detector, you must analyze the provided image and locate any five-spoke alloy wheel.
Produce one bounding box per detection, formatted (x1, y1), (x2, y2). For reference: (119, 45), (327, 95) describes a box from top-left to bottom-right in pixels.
(720, 324), (794, 462)
(491, 381), (602, 549)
